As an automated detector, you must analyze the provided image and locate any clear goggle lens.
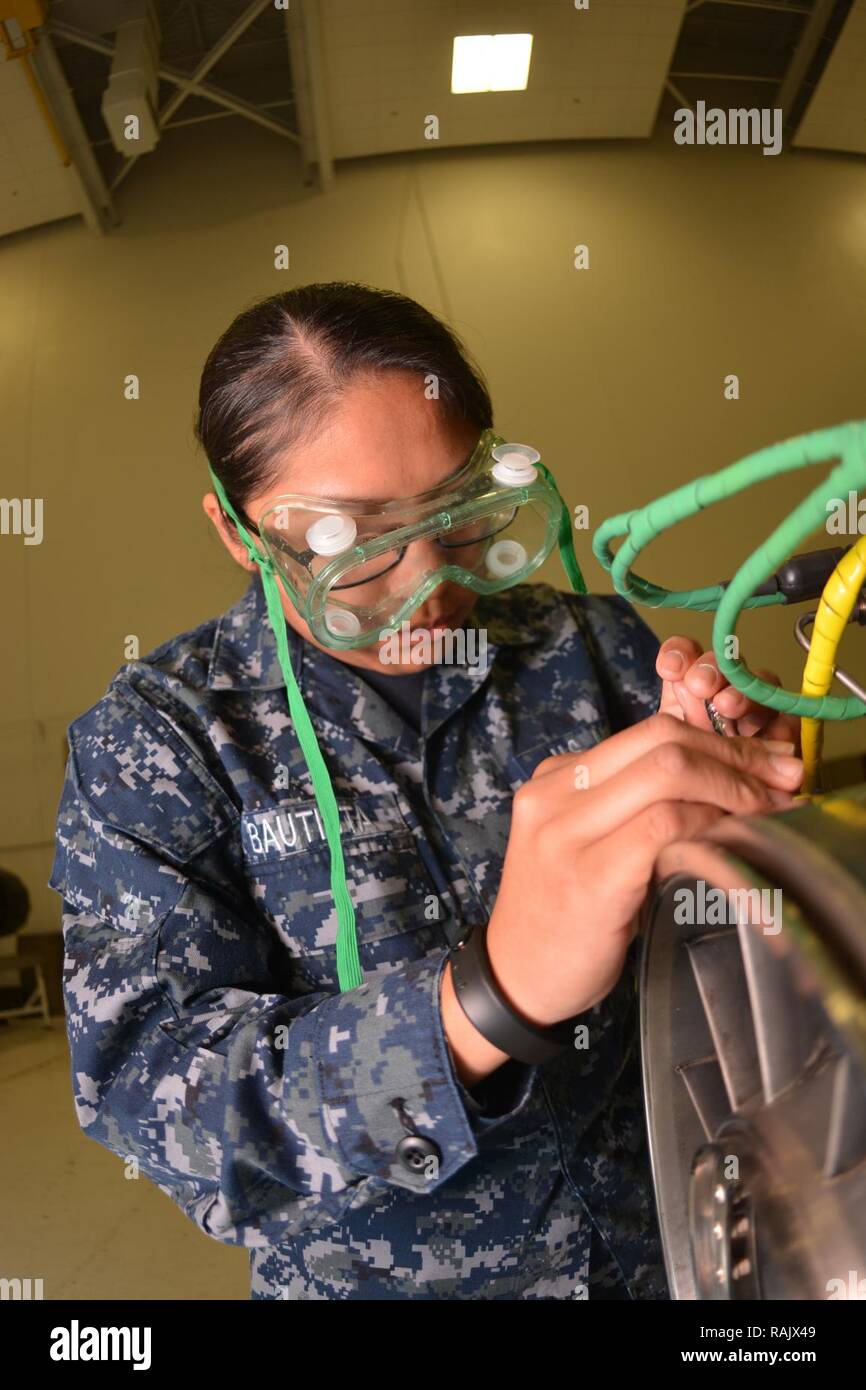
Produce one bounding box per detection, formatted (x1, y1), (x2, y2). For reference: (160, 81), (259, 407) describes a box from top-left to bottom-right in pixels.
(324, 506), (519, 590)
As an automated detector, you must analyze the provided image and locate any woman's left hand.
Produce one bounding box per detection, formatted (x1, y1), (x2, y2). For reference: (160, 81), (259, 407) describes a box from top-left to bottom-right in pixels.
(655, 636), (801, 752)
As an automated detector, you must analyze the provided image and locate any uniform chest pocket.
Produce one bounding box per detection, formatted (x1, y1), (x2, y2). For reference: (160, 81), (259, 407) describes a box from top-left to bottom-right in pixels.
(242, 793), (448, 988)
(510, 724), (603, 783)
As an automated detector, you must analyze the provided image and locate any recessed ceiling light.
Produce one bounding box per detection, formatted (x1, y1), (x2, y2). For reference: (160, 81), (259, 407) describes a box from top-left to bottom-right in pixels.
(451, 34), (533, 94)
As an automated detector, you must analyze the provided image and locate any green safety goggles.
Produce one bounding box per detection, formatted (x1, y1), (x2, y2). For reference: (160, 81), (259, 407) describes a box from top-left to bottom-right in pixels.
(212, 429), (583, 649)
(208, 428), (585, 989)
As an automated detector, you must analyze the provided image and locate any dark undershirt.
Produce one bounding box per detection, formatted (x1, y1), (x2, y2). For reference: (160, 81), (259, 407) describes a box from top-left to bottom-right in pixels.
(353, 663), (427, 733)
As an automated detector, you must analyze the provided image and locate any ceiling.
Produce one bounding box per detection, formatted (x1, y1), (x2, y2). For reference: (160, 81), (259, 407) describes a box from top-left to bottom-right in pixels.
(0, 0), (861, 239)
(793, 0), (866, 152)
(321, 0), (686, 156)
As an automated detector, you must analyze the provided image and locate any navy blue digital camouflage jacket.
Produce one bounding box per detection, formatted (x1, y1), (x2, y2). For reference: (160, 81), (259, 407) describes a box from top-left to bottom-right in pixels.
(49, 578), (668, 1300)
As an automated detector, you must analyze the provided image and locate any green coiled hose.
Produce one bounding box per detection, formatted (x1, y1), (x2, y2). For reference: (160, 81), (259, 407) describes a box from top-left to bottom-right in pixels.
(593, 421), (866, 722)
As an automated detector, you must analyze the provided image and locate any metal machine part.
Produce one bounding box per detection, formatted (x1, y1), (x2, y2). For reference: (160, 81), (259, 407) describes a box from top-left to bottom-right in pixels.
(795, 611), (866, 706)
(640, 784), (866, 1300)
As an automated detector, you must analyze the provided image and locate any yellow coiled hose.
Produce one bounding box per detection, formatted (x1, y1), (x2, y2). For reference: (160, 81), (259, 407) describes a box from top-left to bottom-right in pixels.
(801, 536), (866, 793)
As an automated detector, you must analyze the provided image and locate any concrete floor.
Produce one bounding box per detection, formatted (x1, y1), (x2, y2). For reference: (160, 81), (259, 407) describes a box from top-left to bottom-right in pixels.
(0, 1017), (249, 1300)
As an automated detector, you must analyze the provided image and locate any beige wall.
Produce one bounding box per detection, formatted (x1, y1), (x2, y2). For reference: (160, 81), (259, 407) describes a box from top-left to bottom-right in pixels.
(3, 118), (866, 934)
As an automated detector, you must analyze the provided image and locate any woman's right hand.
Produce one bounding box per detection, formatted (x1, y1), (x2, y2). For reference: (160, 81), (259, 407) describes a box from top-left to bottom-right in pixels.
(441, 713), (803, 1083)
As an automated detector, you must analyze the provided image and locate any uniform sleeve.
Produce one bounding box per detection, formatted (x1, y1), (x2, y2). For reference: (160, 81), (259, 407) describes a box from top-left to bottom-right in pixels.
(49, 691), (518, 1249)
(568, 592), (662, 733)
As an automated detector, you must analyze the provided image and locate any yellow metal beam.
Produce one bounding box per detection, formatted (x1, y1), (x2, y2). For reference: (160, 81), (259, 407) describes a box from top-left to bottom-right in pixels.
(0, 1), (70, 167)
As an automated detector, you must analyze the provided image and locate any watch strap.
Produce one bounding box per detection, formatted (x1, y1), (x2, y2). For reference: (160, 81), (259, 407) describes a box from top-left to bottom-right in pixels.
(449, 923), (577, 1065)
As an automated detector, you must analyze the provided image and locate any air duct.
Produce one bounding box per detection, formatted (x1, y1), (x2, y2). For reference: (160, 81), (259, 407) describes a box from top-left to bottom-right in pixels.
(100, 0), (161, 155)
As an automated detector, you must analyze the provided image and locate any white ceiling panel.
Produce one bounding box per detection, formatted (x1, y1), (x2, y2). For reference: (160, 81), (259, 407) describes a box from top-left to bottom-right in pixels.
(320, 0), (688, 160)
(793, 0), (866, 156)
(0, 49), (80, 236)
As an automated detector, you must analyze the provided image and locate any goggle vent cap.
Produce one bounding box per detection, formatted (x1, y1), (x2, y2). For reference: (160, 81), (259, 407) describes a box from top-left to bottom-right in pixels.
(490, 442), (540, 487)
(306, 512), (358, 556)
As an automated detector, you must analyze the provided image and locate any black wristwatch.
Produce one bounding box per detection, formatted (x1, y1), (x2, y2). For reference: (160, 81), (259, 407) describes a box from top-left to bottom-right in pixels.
(449, 923), (579, 1064)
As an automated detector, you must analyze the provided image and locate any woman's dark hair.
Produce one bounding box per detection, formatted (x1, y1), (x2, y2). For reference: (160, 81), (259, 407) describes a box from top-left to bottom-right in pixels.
(194, 281), (493, 522)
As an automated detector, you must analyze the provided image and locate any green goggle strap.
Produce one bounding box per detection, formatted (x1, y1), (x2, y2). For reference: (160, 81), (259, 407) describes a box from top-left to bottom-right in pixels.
(208, 467), (363, 991)
(537, 462), (587, 595)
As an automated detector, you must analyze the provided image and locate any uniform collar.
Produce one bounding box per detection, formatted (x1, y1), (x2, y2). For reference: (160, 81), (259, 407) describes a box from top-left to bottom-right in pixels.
(208, 576), (546, 748)
(208, 575), (543, 695)
(208, 576), (292, 692)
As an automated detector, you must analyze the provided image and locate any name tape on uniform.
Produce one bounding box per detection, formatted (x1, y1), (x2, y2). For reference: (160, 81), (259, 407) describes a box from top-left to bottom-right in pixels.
(241, 797), (409, 863)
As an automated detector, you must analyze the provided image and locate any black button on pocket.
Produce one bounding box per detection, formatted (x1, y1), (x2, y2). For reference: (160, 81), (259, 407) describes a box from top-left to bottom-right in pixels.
(395, 1134), (442, 1173)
